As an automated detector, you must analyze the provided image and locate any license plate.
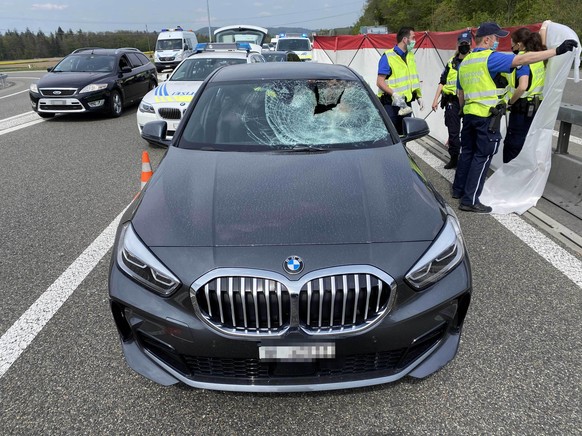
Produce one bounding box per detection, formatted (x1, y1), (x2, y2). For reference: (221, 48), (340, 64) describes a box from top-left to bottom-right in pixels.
(259, 343), (335, 361)
(49, 100), (66, 105)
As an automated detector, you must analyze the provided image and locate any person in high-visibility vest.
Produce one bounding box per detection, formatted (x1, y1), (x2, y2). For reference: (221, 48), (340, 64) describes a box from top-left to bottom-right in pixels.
(376, 27), (424, 135)
(451, 22), (577, 214)
(431, 32), (472, 169)
(503, 27), (546, 163)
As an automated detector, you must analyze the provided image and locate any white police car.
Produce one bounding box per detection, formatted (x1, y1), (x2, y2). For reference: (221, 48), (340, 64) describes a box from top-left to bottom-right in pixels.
(275, 33), (313, 61)
(137, 42), (265, 140)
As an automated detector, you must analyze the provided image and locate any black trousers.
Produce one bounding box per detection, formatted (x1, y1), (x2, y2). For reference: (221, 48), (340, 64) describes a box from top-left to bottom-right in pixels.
(444, 99), (461, 158)
(383, 102), (412, 135)
(503, 111), (534, 163)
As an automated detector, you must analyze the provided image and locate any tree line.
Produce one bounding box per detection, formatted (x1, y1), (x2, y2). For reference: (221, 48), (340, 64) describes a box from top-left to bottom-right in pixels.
(353, 0), (581, 37)
(0, 27), (211, 61)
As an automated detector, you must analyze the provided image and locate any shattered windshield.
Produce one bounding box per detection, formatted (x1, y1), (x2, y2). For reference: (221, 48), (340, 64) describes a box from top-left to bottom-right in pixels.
(180, 79), (391, 150)
(171, 57), (247, 81)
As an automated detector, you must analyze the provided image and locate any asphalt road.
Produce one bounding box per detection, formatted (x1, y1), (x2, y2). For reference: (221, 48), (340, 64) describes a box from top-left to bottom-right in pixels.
(0, 73), (580, 435)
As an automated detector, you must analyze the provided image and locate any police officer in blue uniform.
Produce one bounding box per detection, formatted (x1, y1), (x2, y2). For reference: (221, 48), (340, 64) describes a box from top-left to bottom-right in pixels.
(431, 32), (472, 169)
(452, 22), (577, 213)
(503, 28), (546, 163)
(376, 27), (424, 135)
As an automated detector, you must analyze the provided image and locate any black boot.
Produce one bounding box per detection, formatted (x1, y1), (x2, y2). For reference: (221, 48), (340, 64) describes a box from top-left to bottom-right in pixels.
(444, 155), (458, 169)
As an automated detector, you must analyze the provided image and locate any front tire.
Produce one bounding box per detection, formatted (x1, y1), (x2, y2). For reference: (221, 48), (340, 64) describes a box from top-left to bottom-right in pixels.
(109, 90), (123, 118)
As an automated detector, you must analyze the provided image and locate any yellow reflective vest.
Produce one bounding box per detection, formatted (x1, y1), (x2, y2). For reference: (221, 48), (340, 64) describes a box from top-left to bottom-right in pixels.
(458, 49), (506, 117)
(442, 56), (459, 96)
(378, 48), (421, 102)
(506, 51), (545, 101)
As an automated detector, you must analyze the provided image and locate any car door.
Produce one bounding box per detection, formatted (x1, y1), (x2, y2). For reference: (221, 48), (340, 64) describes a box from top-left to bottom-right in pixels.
(117, 54), (139, 103)
(127, 52), (150, 98)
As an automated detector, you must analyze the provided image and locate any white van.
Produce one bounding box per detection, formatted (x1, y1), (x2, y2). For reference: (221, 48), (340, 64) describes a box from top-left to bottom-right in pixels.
(154, 27), (198, 73)
(276, 33), (313, 61)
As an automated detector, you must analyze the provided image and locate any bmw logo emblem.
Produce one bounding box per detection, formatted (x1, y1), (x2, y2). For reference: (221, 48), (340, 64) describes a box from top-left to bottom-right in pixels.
(283, 255), (304, 274)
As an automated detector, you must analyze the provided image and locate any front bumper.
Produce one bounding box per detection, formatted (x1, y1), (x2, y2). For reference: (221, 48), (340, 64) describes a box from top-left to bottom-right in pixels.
(137, 103), (186, 138)
(30, 90), (109, 114)
(155, 62), (180, 71)
(109, 254), (471, 392)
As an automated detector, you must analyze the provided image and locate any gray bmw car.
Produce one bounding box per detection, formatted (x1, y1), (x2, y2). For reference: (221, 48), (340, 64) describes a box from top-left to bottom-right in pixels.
(109, 62), (472, 392)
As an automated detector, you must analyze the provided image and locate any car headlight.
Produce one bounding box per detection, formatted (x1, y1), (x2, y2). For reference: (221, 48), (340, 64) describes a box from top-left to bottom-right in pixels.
(79, 83), (108, 93)
(30, 83), (39, 93)
(405, 208), (465, 290)
(139, 100), (155, 114)
(116, 223), (180, 296)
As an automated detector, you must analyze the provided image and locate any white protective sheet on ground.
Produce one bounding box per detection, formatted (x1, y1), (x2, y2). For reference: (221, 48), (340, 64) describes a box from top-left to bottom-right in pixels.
(480, 23), (581, 214)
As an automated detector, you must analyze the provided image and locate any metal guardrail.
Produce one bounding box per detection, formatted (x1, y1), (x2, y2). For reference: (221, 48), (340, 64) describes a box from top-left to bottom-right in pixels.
(0, 73), (7, 88)
(546, 103), (582, 221)
(556, 103), (582, 154)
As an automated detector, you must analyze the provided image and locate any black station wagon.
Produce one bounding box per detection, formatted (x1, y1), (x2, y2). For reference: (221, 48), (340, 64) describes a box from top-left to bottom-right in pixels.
(29, 47), (157, 118)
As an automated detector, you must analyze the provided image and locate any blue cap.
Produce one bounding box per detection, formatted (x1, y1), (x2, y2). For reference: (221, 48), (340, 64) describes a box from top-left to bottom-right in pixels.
(458, 32), (472, 44)
(476, 22), (509, 38)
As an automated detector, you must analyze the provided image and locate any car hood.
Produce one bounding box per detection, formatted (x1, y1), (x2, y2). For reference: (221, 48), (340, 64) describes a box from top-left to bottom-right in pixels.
(37, 72), (111, 89)
(132, 145), (446, 247)
(144, 81), (203, 104)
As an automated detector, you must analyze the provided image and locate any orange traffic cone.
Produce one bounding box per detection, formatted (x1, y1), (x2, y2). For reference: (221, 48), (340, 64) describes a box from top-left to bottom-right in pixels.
(140, 151), (153, 189)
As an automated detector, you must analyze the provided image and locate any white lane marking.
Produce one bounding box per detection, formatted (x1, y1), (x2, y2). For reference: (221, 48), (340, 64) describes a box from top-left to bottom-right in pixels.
(552, 130), (582, 145)
(407, 141), (582, 289)
(0, 89), (30, 100)
(0, 111), (44, 136)
(0, 111), (36, 122)
(0, 210), (125, 379)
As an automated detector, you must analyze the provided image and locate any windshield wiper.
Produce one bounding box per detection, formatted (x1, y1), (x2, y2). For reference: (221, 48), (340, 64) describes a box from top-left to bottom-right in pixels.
(278, 146), (330, 153)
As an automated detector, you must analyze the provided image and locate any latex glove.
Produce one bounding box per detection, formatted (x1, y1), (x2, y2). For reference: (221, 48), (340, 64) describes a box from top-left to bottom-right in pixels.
(391, 92), (406, 108)
(417, 98), (424, 111)
(556, 39), (578, 55)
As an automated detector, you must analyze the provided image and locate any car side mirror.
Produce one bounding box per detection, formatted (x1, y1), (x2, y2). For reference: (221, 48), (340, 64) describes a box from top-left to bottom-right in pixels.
(401, 117), (430, 144)
(141, 121), (172, 147)
(47, 67), (53, 72)
(184, 45), (189, 50)
(120, 66), (132, 74)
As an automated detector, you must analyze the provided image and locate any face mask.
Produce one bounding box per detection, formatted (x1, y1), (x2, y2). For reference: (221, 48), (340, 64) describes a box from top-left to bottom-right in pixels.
(407, 40), (416, 51)
(491, 40), (499, 51)
(459, 45), (470, 55)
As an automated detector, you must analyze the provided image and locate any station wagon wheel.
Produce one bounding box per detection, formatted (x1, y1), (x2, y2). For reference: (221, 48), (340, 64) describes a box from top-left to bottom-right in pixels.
(109, 90), (123, 117)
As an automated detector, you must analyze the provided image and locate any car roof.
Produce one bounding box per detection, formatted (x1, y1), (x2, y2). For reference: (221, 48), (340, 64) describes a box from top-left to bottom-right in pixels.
(189, 51), (251, 59)
(209, 62), (357, 82)
(262, 50), (294, 55)
(70, 47), (141, 56)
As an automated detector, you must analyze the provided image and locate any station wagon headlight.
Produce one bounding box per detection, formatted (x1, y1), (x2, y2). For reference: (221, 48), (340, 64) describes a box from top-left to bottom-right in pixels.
(139, 101), (155, 113)
(405, 209), (465, 290)
(30, 83), (38, 93)
(79, 83), (108, 93)
(117, 223), (180, 296)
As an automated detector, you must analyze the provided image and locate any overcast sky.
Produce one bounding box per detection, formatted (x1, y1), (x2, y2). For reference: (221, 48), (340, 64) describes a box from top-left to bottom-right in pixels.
(1, 0), (367, 34)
